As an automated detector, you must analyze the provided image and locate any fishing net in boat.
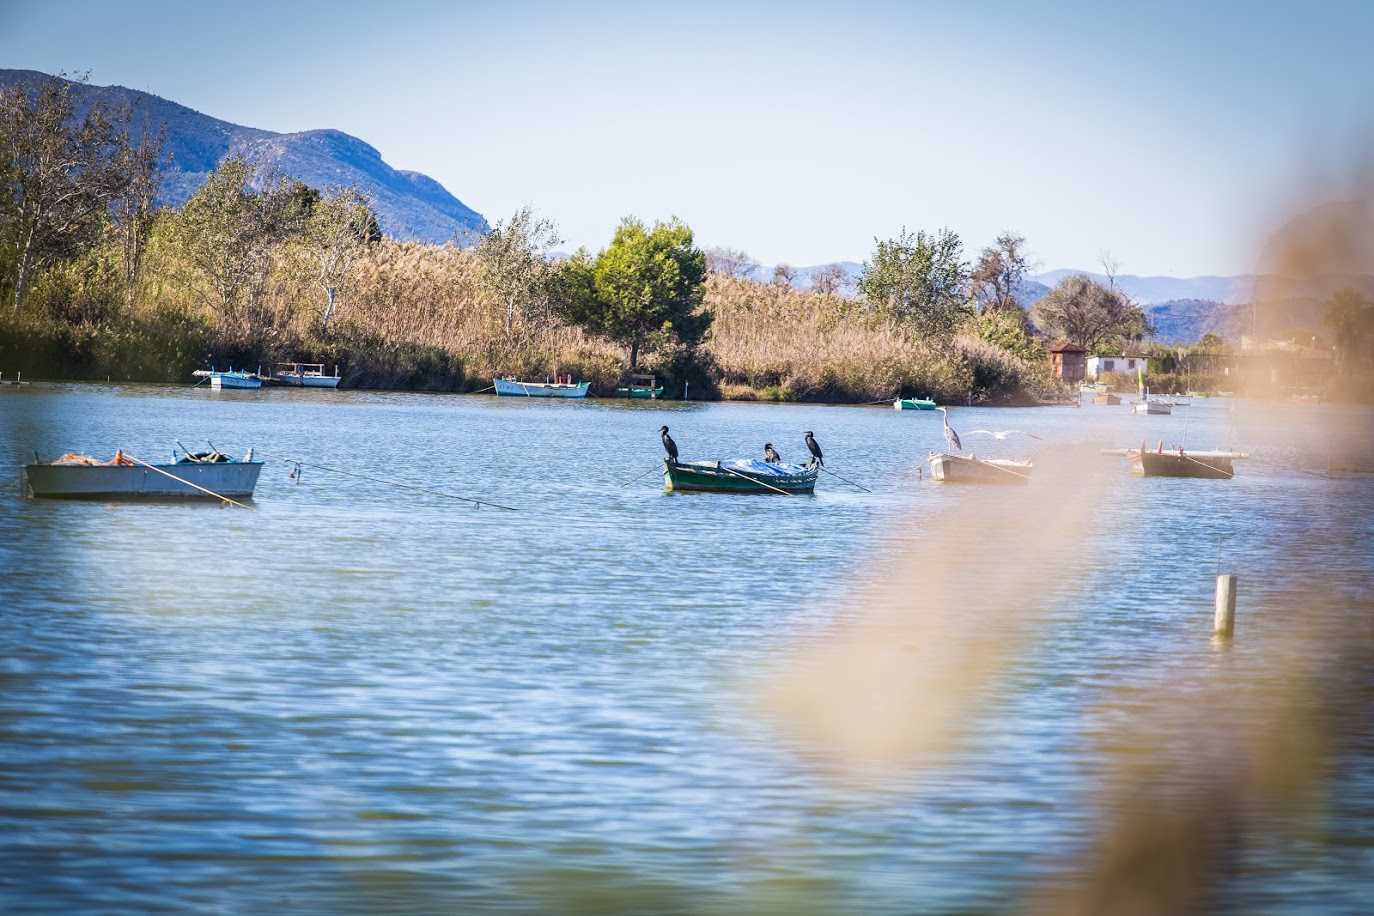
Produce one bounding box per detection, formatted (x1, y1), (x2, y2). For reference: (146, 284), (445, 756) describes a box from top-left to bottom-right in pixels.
(51, 451), (135, 466)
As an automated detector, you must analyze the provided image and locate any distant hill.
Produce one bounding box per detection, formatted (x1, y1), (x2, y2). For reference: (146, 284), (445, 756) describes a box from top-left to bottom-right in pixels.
(0, 69), (488, 244)
(1030, 270), (1257, 305)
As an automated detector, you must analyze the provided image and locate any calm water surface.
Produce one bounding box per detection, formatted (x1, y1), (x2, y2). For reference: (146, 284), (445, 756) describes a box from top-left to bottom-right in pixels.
(1, 384), (1371, 913)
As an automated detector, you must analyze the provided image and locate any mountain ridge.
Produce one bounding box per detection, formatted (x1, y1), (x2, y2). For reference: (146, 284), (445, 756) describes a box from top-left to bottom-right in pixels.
(0, 69), (488, 244)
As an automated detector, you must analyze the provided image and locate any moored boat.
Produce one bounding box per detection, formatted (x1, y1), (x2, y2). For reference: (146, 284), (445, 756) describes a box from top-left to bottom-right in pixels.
(23, 448), (263, 499)
(616, 373), (664, 399)
(494, 376), (590, 398)
(1094, 393), (1121, 405)
(1132, 399), (1172, 415)
(274, 362), (341, 388)
(894, 397), (937, 410)
(193, 368), (262, 390)
(663, 458), (819, 494)
(1102, 444), (1248, 479)
(928, 452), (1033, 484)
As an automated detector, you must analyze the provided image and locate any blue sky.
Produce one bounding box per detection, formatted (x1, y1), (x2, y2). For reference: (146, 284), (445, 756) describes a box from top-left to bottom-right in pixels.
(3, 0), (1372, 275)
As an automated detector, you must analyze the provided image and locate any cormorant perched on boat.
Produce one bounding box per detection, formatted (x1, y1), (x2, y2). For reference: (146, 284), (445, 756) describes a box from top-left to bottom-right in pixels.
(804, 431), (823, 466)
(763, 443), (781, 464)
(660, 425), (679, 462)
(936, 407), (962, 452)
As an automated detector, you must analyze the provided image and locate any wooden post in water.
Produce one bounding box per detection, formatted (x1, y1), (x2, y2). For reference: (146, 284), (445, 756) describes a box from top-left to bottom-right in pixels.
(1214, 574), (1237, 637)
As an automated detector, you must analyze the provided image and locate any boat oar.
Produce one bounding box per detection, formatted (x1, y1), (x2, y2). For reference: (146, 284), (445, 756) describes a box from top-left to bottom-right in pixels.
(817, 464), (873, 493)
(124, 453), (253, 509)
(621, 463), (664, 487)
(718, 465), (794, 496)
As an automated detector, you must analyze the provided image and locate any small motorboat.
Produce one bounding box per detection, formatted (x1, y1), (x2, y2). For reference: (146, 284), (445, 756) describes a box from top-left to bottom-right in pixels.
(493, 375), (590, 398)
(616, 373), (664, 399)
(894, 397), (937, 410)
(23, 446), (264, 499)
(663, 458), (819, 494)
(273, 362), (341, 388)
(193, 368), (263, 390)
(928, 452), (1033, 484)
(1094, 393), (1121, 405)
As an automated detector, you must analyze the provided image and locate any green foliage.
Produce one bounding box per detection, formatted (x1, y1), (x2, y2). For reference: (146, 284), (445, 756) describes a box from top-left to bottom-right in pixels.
(972, 308), (1046, 363)
(558, 217), (710, 369)
(857, 227), (970, 335)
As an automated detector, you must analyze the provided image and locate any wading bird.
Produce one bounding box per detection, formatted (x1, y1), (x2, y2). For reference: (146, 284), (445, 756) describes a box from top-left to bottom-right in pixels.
(763, 443), (781, 463)
(804, 431), (824, 466)
(660, 425), (678, 462)
(936, 407), (962, 452)
(966, 429), (1042, 441)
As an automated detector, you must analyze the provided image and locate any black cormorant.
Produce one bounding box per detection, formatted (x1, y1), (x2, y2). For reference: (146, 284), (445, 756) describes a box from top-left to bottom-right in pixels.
(660, 425), (679, 462)
(804, 431), (823, 466)
(763, 443), (781, 464)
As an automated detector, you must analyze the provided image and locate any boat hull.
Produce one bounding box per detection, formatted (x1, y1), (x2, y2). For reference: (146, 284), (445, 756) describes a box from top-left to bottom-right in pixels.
(210, 373), (261, 390)
(1093, 393), (1121, 405)
(1131, 452), (1233, 479)
(1133, 401), (1171, 415)
(663, 460), (818, 494)
(494, 378), (590, 398)
(929, 453), (1032, 484)
(616, 386), (664, 399)
(894, 398), (936, 410)
(275, 374), (340, 388)
(24, 461), (264, 499)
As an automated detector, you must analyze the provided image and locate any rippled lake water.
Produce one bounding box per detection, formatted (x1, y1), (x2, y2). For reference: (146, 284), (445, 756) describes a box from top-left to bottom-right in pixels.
(1, 384), (1371, 913)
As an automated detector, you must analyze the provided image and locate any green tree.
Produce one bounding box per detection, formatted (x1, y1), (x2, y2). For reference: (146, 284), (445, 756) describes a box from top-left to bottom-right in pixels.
(973, 307), (1046, 363)
(0, 74), (129, 312)
(474, 206), (562, 343)
(168, 156), (306, 329)
(857, 227), (970, 334)
(1324, 287), (1374, 370)
(559, 217), (710, 370)
(1033, 274), (1149, 352)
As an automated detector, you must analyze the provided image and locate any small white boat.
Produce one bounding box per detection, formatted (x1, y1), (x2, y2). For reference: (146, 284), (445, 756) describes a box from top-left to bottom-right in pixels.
(193, 369), (262, 390)
(24, 448), (263, 499)
(1132, 399), (1172, 415)
(493, 376), (590, 398)
(928, 452), (1033, 484)
(274, 362), (341, 388)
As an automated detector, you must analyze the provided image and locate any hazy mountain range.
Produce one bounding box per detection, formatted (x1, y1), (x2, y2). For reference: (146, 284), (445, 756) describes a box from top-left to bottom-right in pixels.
(0, 69), (488, 244)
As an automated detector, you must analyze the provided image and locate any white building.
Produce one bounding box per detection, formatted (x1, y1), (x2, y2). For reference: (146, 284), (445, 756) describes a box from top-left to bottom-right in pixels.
(1085, 355), (1148, 381)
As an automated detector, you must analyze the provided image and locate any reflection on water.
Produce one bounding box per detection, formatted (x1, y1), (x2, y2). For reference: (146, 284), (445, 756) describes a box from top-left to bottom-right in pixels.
(1, 384), (1371, 912)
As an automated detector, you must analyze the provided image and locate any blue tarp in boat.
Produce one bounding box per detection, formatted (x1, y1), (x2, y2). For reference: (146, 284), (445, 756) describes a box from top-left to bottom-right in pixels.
(682, 458), (813, 477)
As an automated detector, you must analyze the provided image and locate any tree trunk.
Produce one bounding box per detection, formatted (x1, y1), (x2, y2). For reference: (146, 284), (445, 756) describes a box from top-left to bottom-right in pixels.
(630, 339), (640, 370)
(323, 286), (337, 331)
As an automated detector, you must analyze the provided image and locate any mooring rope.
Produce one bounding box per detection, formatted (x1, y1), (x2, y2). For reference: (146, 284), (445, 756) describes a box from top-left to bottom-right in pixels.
(254, 452), (519, 511)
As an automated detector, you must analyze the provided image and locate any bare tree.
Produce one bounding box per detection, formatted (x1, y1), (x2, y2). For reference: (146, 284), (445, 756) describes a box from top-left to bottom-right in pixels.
(1099, 250), (1122, 289)
(810, 263), (847, 296)
(772, 263), (796, 286)
(0, 74), (128, 312)
(1032, 274), (1148, 352)
(970, 231), (1030, 313)
(705, 246), (758, 280)
(306, 187), (377, 331)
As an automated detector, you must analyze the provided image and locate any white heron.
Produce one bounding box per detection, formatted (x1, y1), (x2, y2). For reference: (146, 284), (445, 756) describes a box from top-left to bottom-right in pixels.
(936, 407), (962, 452)
(966, 429), (1043, 441)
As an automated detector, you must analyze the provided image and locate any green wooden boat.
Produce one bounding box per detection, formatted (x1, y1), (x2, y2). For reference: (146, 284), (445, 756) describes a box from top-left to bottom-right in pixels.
(616, 373), (664, 399)
(894, 397), (937, 410)
(663, 458), (818, 494)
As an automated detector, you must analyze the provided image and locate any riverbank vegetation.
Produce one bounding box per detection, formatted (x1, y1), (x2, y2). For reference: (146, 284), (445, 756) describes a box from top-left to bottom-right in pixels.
(0, 73), (1171, 403)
